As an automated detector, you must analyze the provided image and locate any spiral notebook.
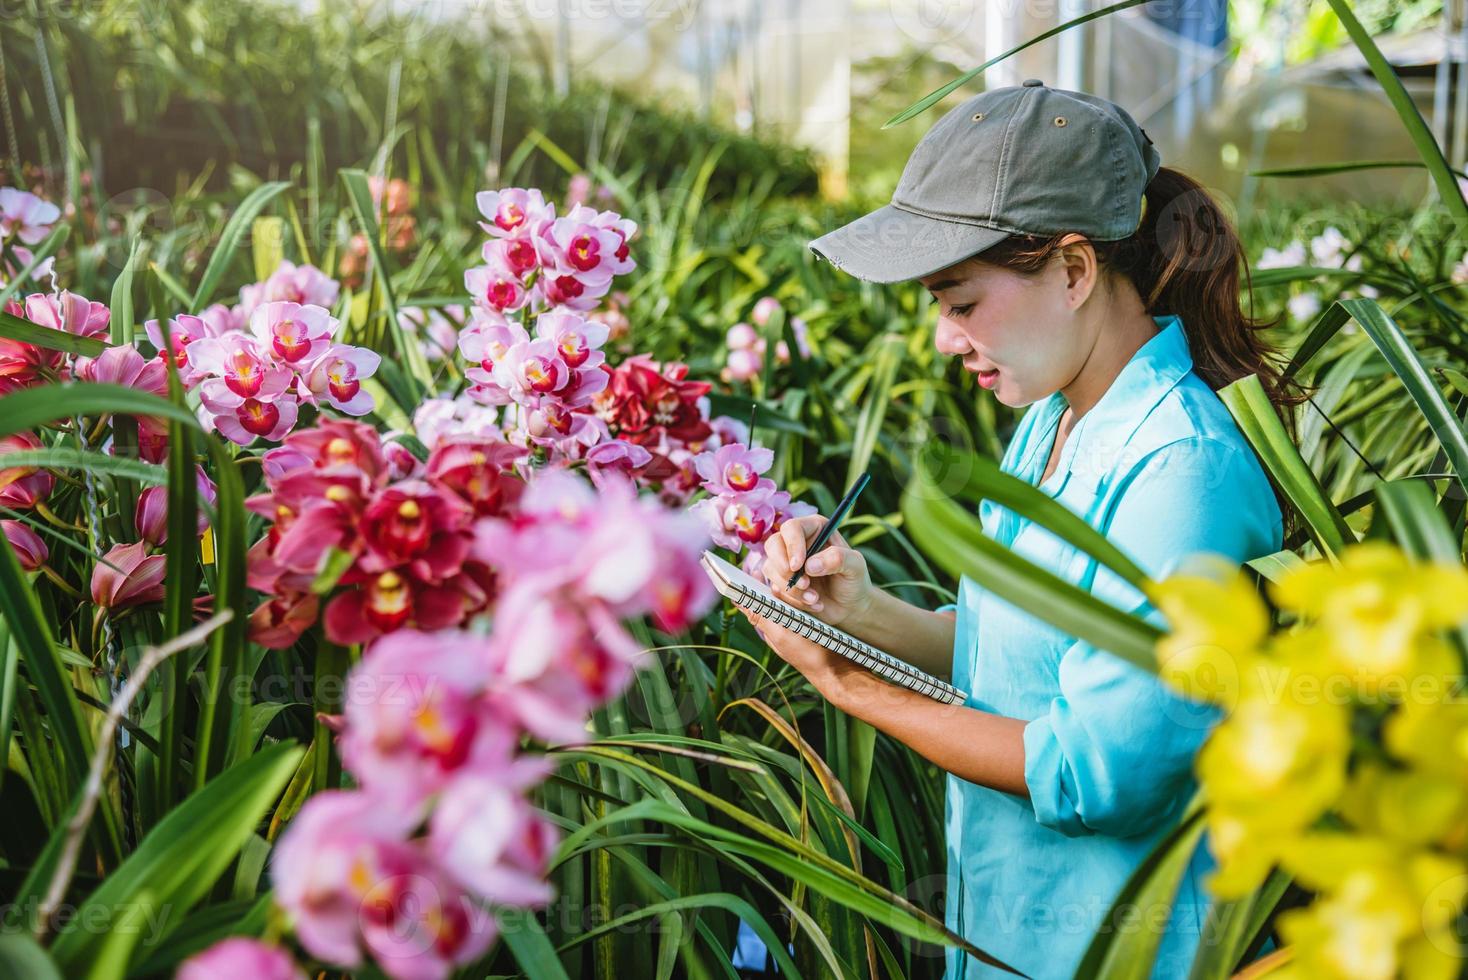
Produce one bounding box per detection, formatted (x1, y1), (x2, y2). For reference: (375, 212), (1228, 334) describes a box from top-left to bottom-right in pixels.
(700, 551), (969, 705)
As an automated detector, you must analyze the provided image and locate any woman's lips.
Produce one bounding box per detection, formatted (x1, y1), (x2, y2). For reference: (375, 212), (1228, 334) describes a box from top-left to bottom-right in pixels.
(976, 368), (999, 390)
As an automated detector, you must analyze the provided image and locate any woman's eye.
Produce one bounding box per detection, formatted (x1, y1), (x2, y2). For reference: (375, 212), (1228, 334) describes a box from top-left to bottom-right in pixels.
(946, 303), (975, 318)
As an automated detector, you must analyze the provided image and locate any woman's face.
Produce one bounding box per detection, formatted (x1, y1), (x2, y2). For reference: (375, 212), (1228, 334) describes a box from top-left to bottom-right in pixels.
(919, 249), (1094, 408)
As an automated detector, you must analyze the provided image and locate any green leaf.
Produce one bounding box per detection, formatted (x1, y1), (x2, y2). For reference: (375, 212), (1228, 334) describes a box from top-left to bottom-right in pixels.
(310, 546), (356, 595)
(1187, 869), (1292, 980)
(900, 457), (1163, 672)
(0, 446), (165, 484)
(190, 182), (291, 312)
(0, 309), (110, 358)
(1077, 803), (1206, 978)
(0, 934), (62, 980)
(921, 444), (1150, 588)
(158, 347), (199, 811)
(1339, 297), (1468, 497)
(199, 436), (252, 781)
(1218, 374), (1355, 561)
(499, 905), (573, 980)
(847, 334), (902, 489)
(883, 0), (1152, 127)
(49, 743), (305, 971)
(0, 383), (200, 440)
(1320, 0), (1468, 224)
(0, 534), (94, 815)
(339, 169), (433, 392)
(109, 238), (142, 349)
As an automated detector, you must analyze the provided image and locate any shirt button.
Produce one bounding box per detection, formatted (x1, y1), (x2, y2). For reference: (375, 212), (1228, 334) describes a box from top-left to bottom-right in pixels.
(1022, 78), (1044, 87)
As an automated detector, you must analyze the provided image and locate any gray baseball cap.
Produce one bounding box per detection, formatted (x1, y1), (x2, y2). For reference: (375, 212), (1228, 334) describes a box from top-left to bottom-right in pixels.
(809, 79), (1162, 284)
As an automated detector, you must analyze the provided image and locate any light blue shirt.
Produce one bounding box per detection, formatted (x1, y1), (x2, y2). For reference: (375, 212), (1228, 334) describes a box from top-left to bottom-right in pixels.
(942, 314), (1283, 979)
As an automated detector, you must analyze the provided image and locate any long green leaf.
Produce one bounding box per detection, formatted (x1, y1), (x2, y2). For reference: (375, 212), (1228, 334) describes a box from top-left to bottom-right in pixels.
(0, 535), (93, 816)
(158, 339), (199, 812)
(1218, 374), (1355, 561)
(847, 334), (902, 489)
(1340, 297), (1468, 497)
(0, 934), (62, 980)
(1076, 804), (1206, 978)
(49, 743), (305, 970)
(0, 447), (165, 484)
(189, 182), (291, 312)
(0, 383), (200, 440)
(109, 238), (142, 349)
(1321, 0), (1468, 224)
(0, 309), (110, 358)
(1249, 159), (1468, 180)
(199, 437), (251, 780)
(901, 472), (1163, 671)
(499, 905), (574, 980)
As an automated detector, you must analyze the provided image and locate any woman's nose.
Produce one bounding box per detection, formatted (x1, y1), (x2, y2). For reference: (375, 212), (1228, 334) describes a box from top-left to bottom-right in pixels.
(934, 318), (972, 357)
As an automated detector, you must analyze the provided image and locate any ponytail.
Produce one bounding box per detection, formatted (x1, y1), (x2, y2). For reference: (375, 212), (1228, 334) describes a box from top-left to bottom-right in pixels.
(974, 165), (1314, 538)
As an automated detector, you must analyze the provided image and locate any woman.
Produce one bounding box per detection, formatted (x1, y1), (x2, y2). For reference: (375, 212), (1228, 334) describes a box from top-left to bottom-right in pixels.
(747, 80), (1304, 978)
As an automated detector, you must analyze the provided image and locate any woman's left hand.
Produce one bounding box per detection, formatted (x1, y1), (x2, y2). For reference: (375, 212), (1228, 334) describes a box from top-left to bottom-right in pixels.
(740, 608), (862, 700)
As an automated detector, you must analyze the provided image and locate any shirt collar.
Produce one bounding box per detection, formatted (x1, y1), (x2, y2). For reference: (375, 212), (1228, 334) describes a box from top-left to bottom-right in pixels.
(1021, 313), (1193, 493)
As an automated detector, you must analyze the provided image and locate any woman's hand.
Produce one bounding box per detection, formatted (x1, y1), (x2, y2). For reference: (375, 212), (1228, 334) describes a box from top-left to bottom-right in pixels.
(740, 607), (864, 701)
(761, 514), (876, 629)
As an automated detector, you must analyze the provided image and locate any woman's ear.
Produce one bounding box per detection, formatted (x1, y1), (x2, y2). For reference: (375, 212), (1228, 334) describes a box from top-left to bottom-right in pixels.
(1055, 235), (1097, 310)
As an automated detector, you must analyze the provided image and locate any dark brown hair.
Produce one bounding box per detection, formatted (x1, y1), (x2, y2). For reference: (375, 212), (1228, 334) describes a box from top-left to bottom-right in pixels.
(975, 165), (1313, 539)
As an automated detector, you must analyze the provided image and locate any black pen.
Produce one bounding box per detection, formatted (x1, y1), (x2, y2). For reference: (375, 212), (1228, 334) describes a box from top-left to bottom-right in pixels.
(787, 472), (870, 590)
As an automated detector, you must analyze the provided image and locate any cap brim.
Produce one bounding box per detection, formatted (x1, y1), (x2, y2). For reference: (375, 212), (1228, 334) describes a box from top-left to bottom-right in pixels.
(808, 204), (1011, 284)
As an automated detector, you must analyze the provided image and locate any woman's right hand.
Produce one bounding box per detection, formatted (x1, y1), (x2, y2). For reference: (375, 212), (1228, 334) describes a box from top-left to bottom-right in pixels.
(761, 515), (877, 629)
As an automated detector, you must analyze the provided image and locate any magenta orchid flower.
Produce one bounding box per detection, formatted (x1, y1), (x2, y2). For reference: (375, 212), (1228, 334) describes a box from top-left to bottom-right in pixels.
(192, 333), (294, 408)
(693, 443), (774, 495)
(0, 432), (54, 509)
(0, 187), (60, 245)
(428, 771), (557, 905)
(533, 309), (608, 370)
(249, 301), (338, 365)
(178, 938), (304, 980)
(464, 258), (529, 314)
(299, 344), (380, 415)
(493, 339), (569, 403)
(91, 542), (167, 609)
(1, 519), (47, 571)
(475, 188), (553, 239)
(337, 630), (517, 805)
(237, 260), (340, 320)
(143, 313), (223, 384)
(135, 465), (217, 546)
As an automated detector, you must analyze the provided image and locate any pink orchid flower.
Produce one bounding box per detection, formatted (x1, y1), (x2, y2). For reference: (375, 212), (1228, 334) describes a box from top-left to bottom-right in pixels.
(411, 395), (502, 451)
(0, 292), (110, 391)
(142, 313), (221, 384)
(237, 260), (340, 320)
(249, 301), (338, 365)
(533, 309), (608, 370)
(475, 188), (553, 239)
(337, 630), (517, 804)
(271, 790), (423, 971)
(178, 938), (304, 980)
(0, 187), (60, 244)
(299, 344), (380, 416)
(1, 519), (47, 571)
(0, 432), (54, 509)
(212, 396), (300, 445)
(192, 333), (294, 409)
(484, 236), (540, 278)
(135, 465), (217, 546)
(532, 270), (605, 312)
(322, 570), (469, 646)
(91, 542), (167, 608)
(726, 322), (757, 350)
(247, 591), (320, 650)
(464, 258), (529, 314)
(560, 204), (637, 276)
(428, 771), (558, 905)
(693, 443), (774, 496)
(492, 339), (569, 403)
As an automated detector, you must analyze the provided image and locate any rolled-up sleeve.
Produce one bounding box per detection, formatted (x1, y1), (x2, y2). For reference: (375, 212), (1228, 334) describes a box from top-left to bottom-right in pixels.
(1022, 437), (1280, 838)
